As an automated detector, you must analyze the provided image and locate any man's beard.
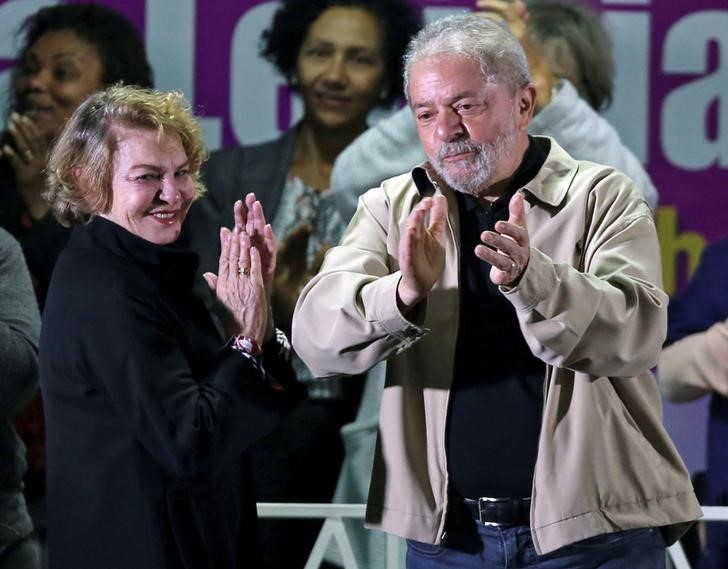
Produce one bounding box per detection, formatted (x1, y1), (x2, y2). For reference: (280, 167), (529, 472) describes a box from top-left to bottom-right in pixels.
(431, 122), (518, 197)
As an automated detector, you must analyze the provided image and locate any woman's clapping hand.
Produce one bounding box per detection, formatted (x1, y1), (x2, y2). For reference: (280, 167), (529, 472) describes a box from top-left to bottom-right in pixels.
(1, 113), (50, 220)
(203, 195), (276, 343)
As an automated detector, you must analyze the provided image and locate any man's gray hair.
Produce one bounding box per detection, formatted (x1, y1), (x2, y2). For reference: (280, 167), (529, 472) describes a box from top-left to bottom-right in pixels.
(403, 13), (531, 101)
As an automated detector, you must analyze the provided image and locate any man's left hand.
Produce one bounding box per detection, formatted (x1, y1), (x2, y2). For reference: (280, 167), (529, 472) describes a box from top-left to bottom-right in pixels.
(475, 192), (530, 287)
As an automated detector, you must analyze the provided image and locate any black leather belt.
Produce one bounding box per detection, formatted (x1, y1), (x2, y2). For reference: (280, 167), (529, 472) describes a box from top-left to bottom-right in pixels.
(463, 497), (531, 527)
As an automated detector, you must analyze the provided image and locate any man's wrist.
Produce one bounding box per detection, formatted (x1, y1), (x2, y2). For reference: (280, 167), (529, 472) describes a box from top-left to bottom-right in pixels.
(396, 280), (421, 314)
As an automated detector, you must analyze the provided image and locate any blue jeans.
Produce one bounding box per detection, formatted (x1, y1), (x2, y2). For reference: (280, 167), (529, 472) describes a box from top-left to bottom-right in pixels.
(406, 525), (666, 568)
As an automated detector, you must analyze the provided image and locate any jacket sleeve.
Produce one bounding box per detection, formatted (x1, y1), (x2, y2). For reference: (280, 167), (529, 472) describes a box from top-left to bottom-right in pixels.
(79, 288), (284, 479)
(0, 230), (40, 416)
(329, 106), (426, 222)
(659, 320), (728, 402)
(529, 80), (659, 210)
(292, 189), (427, 378)
(504, 176), (667, 377)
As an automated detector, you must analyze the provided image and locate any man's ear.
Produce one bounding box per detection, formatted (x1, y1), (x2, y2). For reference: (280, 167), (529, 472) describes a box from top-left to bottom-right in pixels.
(517, 84), (537, 128)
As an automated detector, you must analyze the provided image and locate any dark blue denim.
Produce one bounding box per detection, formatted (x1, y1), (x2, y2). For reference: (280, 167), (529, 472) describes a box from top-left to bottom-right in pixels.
(406, 525), (666, 568)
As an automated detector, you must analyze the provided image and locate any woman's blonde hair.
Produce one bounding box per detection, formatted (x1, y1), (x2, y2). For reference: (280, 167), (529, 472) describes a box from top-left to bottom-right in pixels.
(46, 84), (207, 226)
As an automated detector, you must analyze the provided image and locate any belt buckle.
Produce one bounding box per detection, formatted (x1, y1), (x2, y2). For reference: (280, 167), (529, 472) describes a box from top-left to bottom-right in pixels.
(477, 496), (511, 527)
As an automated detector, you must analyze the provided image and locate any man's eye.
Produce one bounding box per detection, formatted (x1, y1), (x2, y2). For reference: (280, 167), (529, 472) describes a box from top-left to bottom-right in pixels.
(137, 174), (160, 182)
(175, 169), (189, 178)
(459, 101), (486, 114)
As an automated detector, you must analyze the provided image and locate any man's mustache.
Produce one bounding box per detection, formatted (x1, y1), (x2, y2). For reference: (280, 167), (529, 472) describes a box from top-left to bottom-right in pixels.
(436, 140), (483, 162)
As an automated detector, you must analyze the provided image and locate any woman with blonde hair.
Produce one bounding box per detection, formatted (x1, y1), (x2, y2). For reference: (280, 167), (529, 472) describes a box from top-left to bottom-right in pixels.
(39, 85), (303, 569)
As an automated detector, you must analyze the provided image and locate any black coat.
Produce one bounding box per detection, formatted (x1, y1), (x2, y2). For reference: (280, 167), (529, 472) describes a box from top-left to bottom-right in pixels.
(39, 217), (299, 569)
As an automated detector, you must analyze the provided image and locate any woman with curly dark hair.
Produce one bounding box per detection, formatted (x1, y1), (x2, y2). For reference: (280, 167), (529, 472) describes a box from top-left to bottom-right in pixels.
(260, 0), (419, 110)
(0, 3), (153, 307)
(184, 0), (420, 566)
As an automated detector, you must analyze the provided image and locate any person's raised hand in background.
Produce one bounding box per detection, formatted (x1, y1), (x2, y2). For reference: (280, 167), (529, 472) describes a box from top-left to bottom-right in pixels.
(476, 0), (557, 110)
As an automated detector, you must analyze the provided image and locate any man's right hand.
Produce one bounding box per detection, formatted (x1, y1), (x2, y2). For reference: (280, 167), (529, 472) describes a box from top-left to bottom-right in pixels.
(397, 195), (448, 312)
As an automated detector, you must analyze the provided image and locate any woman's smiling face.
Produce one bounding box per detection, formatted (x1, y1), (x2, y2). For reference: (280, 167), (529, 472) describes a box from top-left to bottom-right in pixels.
(100, 126), (195, 245)
(296, 6), (386, 131)
(13, 30), (104, 143)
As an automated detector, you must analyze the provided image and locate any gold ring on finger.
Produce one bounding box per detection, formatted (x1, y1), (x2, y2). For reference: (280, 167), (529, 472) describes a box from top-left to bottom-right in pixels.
(24, 149), (33, 161)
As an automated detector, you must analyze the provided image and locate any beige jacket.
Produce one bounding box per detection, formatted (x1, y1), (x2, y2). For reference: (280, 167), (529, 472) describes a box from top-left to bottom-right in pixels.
(660, 320), (728, 402)
(292, 138), (701, 554)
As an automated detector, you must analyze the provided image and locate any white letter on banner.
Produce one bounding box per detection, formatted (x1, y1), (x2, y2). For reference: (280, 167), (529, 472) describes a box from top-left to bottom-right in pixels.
(662, 11), (728, 170)
(146, 0), (195, 96)
(230, 1), (302, 145)
(146, 0), (221, 150)
(602, 10), (650, 164)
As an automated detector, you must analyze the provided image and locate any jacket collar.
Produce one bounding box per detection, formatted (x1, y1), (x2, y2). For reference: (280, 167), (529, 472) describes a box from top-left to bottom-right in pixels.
(411, 165), (438, 198)
(520, 137), (579, 209)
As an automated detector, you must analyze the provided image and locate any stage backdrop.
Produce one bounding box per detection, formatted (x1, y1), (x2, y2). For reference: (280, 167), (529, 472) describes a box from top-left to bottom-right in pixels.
(1, 0), (726, 475)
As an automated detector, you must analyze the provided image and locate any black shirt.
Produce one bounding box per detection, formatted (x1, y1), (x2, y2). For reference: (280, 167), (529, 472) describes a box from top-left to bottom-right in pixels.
(446, 137), (549, 499)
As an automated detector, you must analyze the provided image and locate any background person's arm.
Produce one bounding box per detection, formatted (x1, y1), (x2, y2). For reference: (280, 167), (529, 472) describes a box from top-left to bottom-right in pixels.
(0, 229), (40, 417)
(659, 321), (728, 402)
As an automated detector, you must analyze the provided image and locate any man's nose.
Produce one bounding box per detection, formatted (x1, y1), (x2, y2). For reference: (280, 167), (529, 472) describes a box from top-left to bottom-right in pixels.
(435, 109), (464, 141)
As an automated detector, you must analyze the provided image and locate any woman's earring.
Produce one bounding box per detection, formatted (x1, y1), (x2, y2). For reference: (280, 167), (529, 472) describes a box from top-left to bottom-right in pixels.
(289, 74), (299, 87)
